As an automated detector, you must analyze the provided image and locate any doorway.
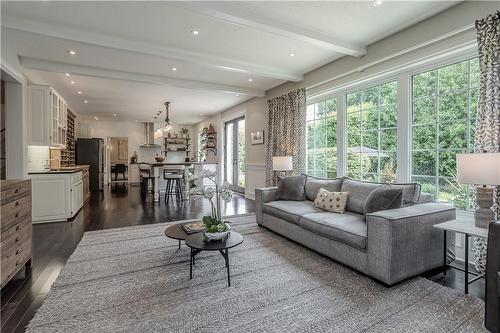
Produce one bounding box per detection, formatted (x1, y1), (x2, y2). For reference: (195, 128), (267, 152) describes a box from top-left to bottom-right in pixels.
(224, 117), (245, 193)
(109, 137), (129, 182)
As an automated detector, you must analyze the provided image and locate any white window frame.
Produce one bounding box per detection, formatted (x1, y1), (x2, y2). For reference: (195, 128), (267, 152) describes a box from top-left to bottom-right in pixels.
(306, 47), (478, 186)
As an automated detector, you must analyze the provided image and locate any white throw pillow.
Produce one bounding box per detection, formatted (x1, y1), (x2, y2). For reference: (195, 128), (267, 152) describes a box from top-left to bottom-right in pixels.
(313, 188), (349, 213)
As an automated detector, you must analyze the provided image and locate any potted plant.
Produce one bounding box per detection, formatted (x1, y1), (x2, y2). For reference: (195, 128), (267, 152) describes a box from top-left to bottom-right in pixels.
(188, 170), (233, 240)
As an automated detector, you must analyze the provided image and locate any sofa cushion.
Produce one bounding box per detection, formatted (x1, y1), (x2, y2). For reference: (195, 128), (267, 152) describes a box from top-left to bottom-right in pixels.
(364, 186), (402, 215)
(277, 175), (307, 201)
(302, 173), (343, 201)
(389, 183), (421, 206)
(263, 200), (323, 224)
(341, 178), (383, 214)
(313, 188), (349, 213)
(299, 212), (367, 250)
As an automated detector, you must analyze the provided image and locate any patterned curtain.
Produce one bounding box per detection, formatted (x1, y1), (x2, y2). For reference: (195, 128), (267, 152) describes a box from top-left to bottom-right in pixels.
(473, 11), (500, 273)
(265, 88), (307, 185)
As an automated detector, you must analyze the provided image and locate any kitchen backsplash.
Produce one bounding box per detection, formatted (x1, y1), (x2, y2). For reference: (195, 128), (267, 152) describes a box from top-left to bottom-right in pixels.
(27, 145), (50, 172)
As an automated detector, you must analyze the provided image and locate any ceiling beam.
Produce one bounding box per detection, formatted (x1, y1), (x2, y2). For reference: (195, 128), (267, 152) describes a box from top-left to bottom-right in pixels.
(19, 57), (266, 97)
(175, 3), (367, 57)
(3, 16), (303, 82)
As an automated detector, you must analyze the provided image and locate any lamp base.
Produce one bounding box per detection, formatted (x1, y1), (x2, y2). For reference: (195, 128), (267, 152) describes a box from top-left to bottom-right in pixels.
(474, 186), (495, 229)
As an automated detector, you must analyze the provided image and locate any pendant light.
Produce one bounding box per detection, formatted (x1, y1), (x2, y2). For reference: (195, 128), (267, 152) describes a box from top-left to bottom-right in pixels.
(162, 102), (172, 133)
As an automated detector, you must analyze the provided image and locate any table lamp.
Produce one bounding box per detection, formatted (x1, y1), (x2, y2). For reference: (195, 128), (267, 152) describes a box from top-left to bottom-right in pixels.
(457, 152), (500, 228)
(272, 156), (293, 179)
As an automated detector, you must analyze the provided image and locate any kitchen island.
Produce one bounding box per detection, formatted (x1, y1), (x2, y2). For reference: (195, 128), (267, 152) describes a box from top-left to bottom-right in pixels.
(138, 162), (218, 204)
(28, 165), (90, 222)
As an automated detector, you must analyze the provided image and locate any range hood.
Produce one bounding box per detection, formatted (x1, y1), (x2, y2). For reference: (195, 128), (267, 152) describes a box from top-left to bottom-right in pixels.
(140, 123), (161, 148)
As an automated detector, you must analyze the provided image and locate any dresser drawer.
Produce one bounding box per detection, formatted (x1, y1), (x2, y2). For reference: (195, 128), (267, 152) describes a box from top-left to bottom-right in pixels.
(1, 180), (31, 205)
(1, 217), (32, 253)
(0, 195), (31, 232)
(1, 236), (31, 287)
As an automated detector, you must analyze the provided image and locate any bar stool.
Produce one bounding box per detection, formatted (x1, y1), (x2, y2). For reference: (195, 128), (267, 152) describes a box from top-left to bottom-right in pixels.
(163, 167), (185, 203)
(139, 164), (154, 195)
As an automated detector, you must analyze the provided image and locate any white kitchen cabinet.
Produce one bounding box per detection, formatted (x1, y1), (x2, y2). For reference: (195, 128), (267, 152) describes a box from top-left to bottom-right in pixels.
(28, 84), (68, 148)
(29, 171), (83, 223)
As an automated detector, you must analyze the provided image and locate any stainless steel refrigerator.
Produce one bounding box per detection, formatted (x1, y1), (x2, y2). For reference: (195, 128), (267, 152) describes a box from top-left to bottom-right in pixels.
(76, 138), (104, 192)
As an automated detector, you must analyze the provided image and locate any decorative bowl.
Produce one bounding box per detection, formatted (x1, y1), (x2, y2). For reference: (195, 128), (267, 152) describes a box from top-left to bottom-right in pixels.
(204, 224), (231, 241)
(154, 156), (165, 162)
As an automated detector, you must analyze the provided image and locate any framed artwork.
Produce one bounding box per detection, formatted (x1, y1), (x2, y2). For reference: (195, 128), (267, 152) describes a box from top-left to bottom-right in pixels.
(251, 130), (264, 145)
(118, 140), (128, 160)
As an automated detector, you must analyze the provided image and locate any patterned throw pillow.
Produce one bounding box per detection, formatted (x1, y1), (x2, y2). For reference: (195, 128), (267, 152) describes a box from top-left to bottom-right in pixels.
(313, 188), (349, 213)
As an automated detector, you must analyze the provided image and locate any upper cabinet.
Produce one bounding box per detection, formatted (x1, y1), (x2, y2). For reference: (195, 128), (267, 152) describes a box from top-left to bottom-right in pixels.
(28, 85), (67, 148)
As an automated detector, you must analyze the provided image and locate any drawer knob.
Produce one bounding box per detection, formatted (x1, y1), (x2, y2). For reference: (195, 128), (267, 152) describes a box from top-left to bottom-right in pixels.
(14, 189), (19, 194)
(16, 225), (20, 231)
(16, 249), (20, 255)
(15, 201), (19, 206)
(15, 261), (19, 267)
(15, 212), (19, 218)
(15, 237), (19, 242)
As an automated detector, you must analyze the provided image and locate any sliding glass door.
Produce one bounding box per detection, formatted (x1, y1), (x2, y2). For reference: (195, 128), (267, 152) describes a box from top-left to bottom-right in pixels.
(224, 117), (245, 193)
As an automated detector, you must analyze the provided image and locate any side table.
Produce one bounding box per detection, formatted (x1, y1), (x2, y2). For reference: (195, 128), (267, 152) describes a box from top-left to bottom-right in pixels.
(434, 214), (489, 294)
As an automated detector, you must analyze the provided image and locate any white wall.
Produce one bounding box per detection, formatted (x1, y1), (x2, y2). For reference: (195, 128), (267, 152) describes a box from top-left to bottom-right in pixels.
(1, 59), (28, 179)
(193, 97), (268, 199)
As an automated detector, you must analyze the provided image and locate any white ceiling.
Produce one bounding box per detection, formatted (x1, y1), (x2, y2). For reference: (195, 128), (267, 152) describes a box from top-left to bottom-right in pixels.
(1, 1), (458, 124)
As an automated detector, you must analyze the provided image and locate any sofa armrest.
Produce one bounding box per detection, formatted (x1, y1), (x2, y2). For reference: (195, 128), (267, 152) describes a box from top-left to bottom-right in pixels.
(366, 203), (456, 285)
(418, 192), (435, 204)
(255, 187), (279, 225)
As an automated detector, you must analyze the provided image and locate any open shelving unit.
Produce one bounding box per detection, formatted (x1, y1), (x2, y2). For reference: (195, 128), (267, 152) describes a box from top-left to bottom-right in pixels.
(200, 131), (217, 156)
(60, 110), (75, 167)
(164, 137), (190, 160)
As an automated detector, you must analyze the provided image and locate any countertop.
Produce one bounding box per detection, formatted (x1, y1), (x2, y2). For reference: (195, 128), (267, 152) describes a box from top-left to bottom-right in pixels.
(28, 165), (90, 175)
(133, 162), (218, 167)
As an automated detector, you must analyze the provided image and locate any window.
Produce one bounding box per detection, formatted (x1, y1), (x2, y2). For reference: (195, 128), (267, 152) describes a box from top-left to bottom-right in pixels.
(411, 58), (479, 210)
(346, 81), (398, 182)
(306, 98), (337, 178)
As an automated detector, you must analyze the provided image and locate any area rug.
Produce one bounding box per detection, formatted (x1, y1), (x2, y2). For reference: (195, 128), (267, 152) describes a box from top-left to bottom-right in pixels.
(27, 214), (486, 332)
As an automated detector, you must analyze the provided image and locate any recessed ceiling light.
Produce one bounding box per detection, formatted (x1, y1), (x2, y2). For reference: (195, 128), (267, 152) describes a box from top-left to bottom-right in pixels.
(84, 100), (88, 104)
(113, 114), (117, 117)
(67, 50), (77, 55)
(94, 116), (98, 120)
(235, 93), (240, 97)
(191, 30), (199, 35)
(248, 78), (253, 82)
(77, 90), (82, 94)
(172, 67), (177, 71)
(289, 53), (295, 57)
(65, 73), (70, 77)
(135, 120), (139, 122)
(70, 81), (75, 85)
(372, 0), (383, 7)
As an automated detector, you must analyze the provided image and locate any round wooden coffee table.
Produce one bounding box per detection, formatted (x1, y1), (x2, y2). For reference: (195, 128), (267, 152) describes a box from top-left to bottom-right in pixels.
(164, 224), (190, 249)
(185, 231), (243, 287)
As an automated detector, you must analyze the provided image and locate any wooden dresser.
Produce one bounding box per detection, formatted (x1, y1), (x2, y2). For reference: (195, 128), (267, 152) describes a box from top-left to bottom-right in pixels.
(1, 179), (32, 288)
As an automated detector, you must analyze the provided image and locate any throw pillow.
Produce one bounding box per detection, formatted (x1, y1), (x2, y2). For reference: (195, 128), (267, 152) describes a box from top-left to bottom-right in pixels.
(300, 173), (344, 201)
(364, 186), (403, 215)
(313, 188), (349, 213)
(276, 175), (307, 201)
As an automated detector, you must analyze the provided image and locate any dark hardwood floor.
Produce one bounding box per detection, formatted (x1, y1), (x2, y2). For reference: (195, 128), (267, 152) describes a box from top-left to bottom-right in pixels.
(0, 183), (484, 332)
(0, 183), (254, 333)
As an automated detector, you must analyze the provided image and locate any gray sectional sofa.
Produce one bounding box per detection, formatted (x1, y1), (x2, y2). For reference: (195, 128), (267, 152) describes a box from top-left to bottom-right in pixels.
(255, 175), (456, 285)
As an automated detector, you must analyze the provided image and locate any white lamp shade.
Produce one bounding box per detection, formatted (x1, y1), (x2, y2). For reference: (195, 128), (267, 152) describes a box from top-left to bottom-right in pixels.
(273, 156), (293, 171)
(456, 153), (500, 185)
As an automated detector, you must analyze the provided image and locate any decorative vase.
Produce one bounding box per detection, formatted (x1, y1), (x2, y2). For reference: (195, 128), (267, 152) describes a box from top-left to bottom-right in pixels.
(204, 223), (231, 241)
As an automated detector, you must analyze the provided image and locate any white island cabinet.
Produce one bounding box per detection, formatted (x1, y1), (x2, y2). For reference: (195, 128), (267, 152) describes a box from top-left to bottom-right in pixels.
(29, 171), (83, 223)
